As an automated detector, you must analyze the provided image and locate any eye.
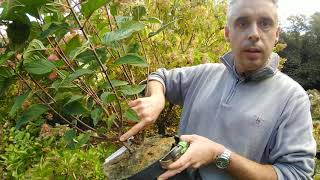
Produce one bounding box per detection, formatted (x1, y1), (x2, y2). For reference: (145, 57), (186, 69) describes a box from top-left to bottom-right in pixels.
(259, 18), (273, 30)
(236, 19), (249, 29)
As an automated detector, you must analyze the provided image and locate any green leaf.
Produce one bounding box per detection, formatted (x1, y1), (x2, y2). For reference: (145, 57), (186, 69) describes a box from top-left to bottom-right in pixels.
(0, 76), (15, 97)
(76, 48), (107, 64)
(114, 54), (148, 67)
(66, 95), (84, 105)
(116, 16), (133, 27)
(9, 90), (31, 117)
(24, 55), (56, 75)
(106, 114), (116, 129)
(69, 39), (90, 61)
(0, 67), (14, 78)
(16, 104), (49, 129)
(22, 0), (48, 18)
(87, 96), (95, 110)
(81, 0), (111, 18)
(100, 92), (117, 104)
(64, 69), (93, 83)
(39, 22), (69, 40)
(103, 80), (128, 89)
(23, 39), (46, 58)
(109, 4), (118, 16)
(143, 17), (162, 24)
(127, 43), (140, 54)
(102, 21), (145, 44)
(97, 127), (107, 135)
(63, 101), (88, 115)
(75, 133), (90, 148)
(64, 34), (82, 57)
(132, 6), (146, 20)
(40, 2), (60, 14)
(64, 129), (77, 149)
(0, 51), (15, 65)
(120, 84), (146, 96)
(64, 129), (76, 141)
(91, 107), (103, 126)
(148, 19), (177, 38)
(54, 91), (72, 102)
(124, 108), (139, 122)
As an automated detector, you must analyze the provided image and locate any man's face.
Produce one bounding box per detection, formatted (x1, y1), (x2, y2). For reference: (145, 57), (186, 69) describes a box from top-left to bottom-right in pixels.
(225, 0), (280, 74)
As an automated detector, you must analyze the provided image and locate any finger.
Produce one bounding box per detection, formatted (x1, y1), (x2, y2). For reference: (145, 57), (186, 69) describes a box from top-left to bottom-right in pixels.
(128, 99), (141, 107)
(192, 162), (201, 169)
(158, 169), (180, 180)
(180, 134), (196, 143)
(120, 121), (146, 141)
(130, 106), (142, 115)
(159, 162), (190, 180)
(167, 150), (192, 169)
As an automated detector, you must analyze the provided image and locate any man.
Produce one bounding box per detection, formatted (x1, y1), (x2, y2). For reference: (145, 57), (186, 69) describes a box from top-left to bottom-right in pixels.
(120, 0), (316, 179)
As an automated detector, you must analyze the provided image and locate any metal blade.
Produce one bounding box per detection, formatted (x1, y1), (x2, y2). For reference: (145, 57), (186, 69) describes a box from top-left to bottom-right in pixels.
(104, 136), (134, 164)
(104, 146), (128, 164)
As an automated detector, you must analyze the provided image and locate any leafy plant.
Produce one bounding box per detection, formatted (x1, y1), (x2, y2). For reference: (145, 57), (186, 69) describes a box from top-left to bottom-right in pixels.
(0, 0), (230, 178)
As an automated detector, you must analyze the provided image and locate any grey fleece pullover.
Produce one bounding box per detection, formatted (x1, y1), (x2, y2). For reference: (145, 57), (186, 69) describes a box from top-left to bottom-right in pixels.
(148, 52), (316, 180)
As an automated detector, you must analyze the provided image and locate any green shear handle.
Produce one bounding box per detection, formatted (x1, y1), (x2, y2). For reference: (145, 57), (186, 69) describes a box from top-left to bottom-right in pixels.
(159, 140), (189, 168)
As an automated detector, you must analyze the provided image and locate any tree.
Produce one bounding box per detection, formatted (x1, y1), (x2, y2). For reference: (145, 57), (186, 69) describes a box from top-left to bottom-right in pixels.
(280, 13), (320, 90)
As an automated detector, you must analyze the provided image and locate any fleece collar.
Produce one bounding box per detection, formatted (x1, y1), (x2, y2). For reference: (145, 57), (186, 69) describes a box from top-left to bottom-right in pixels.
(220, 51), (280, 81)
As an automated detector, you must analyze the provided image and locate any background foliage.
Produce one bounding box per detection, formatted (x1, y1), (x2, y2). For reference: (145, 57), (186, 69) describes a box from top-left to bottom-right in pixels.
(0, 0), (229, 178)
(280, 13), (320, 90)
(0, 0), (319, 179)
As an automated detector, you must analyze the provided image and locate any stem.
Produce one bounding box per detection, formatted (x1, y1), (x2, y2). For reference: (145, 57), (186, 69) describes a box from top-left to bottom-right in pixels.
(138, 33), (150, 96)
(182, 33), (195, 53)
(104, 6), (134, 85)
(149, 39), (161, 65)
(0, 31), (8, 44)
(67, 0), (124, 133)
(46, 29), (119, 128)
(10, 65), (84, 133)
(105, 6), (114, 31)
(28, 74), (97, 132)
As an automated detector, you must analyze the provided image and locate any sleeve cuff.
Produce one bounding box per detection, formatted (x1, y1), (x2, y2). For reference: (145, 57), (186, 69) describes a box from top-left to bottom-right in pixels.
(140, 77), (166, 94)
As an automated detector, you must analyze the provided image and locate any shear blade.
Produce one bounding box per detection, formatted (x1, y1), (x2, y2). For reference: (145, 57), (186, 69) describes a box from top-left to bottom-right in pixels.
(104, 146), (128, 164)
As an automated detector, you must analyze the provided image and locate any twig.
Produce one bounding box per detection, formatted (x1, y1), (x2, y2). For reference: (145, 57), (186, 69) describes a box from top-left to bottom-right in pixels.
(66, 0), (124, 134)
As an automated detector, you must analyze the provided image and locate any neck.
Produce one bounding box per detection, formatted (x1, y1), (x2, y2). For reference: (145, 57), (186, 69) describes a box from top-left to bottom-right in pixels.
(234, 62), (254, 77)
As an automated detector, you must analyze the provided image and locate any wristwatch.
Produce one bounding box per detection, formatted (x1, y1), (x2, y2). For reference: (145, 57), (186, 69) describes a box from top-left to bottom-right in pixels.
(215, 148), (231, 169)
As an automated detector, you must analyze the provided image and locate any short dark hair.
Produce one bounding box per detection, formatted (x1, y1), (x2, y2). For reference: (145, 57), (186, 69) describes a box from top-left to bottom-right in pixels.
(226, 0), (279, 26)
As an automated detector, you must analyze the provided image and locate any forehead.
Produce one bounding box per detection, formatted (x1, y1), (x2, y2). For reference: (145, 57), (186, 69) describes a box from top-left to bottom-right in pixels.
(228, 0), (278, 22)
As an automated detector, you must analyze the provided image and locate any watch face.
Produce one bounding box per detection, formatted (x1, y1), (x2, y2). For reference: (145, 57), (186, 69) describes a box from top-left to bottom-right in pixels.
(216, 158), (229, 169)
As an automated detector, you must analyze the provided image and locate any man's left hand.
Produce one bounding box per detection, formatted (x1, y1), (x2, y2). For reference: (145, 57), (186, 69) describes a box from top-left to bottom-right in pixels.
(158, 134), (226, 180)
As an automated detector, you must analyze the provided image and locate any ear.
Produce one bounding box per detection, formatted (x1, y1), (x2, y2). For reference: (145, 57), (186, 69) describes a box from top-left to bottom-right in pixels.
(275, 27), (281, 42)
(224, 26), (230, 42)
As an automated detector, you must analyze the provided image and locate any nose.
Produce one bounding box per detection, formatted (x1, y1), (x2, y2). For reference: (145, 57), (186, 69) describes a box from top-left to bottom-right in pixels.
(248, 24), (260, 42)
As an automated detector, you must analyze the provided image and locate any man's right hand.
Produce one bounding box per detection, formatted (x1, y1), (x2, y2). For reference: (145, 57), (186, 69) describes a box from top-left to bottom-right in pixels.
(120, 92), (165, 141)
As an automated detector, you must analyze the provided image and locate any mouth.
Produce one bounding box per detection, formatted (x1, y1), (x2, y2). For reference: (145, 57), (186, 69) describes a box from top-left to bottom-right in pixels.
(243, 48), (262, 60)
(244, 47), (262, 53)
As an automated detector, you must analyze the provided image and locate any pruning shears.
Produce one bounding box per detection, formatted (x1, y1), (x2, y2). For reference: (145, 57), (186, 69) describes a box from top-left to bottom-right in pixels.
(159, 138), (189, 168)
(104, 136), (134, 164)
(104, 136), (190, 179)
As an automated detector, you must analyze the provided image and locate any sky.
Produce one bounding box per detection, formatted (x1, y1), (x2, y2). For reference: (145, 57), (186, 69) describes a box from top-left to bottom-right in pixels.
(278, 0), (320, 27)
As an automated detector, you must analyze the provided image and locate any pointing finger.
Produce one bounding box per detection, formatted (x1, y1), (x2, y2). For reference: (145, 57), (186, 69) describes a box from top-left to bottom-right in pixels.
(120, 121), (146, 141)
(128, 99), (141, 107)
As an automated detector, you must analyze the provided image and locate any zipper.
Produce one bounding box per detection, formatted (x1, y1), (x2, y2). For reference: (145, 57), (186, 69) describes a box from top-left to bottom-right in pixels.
(225, 79), (242, 104)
